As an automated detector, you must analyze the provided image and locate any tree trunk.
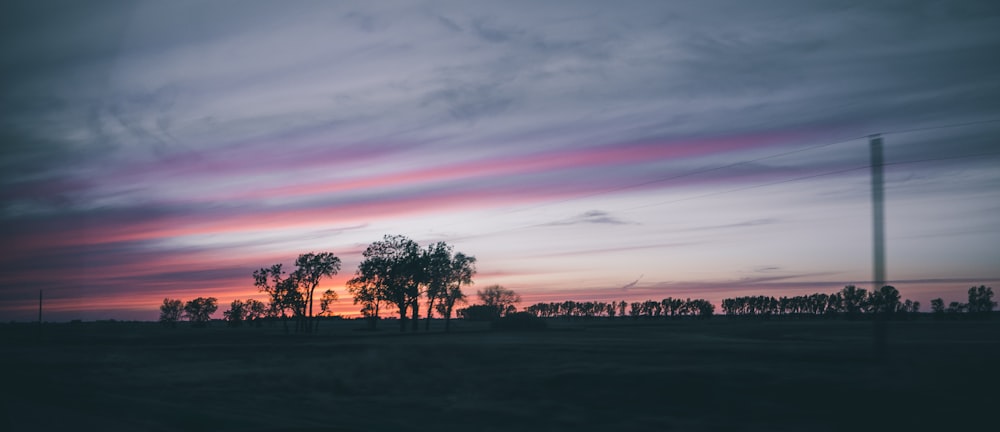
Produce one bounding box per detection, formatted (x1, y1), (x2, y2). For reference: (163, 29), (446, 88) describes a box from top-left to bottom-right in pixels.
(410, 299), (419, 332)
(424, 298), (436, 332)
(444, 302), (456, 333)
(306, 292), (313, 333)
(398, 305), (407, 332)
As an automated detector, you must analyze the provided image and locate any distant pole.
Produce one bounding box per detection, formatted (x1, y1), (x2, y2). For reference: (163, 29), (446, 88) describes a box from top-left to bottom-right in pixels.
(870, 135), (885, 290)
(870, 134), (887, 359)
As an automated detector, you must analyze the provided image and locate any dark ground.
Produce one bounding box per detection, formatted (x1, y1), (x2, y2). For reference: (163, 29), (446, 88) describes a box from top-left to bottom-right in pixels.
(2, 317), (998, 431)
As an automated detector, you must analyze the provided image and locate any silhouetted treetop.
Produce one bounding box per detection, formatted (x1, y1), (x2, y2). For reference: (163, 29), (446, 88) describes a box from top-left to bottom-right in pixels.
(476, 285), (520, 319)
(184, 297), (218, 327)
(159, 298), (183, 327)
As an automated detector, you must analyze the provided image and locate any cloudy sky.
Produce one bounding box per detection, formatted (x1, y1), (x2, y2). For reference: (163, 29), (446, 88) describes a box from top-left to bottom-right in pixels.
(2, 0), (999, 321)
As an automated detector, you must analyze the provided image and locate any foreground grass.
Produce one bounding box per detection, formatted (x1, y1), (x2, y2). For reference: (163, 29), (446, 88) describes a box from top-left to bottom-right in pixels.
(2, 318), (997, 431)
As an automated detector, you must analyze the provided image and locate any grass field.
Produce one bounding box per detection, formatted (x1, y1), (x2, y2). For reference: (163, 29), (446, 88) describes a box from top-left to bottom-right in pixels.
(2, 318), (997, 431)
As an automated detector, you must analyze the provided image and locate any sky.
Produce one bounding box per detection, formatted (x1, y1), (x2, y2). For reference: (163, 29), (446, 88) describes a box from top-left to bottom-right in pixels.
(2, 0), (999, 321)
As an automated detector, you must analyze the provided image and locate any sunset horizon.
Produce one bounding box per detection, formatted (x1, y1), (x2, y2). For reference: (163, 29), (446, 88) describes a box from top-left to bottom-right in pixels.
(3, 1), (999, 322)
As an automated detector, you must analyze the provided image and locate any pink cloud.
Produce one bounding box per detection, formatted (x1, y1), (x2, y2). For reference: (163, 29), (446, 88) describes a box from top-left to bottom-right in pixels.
(232, 131), (806, 201)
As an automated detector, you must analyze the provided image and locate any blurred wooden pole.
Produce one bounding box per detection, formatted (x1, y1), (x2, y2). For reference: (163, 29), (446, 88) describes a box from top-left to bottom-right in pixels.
(870, 135), (885, 291)
(870, 135), (887, 359)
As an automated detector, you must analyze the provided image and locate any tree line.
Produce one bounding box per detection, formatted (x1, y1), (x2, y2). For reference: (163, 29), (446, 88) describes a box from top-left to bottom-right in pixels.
(158, 235), (480, 333)
(345, 235), (477, 332)
(161, 252), (344, 332)
(158, 297), (219, 327)
(520, 286), (995, 322)
(250, 252), (342, 333)
(721, 285), (994, 320)
(720, 285), (919, 319)
(929, 286), (997, 319)
(157, 233), (996, 328)
(523, 297), (715, 319)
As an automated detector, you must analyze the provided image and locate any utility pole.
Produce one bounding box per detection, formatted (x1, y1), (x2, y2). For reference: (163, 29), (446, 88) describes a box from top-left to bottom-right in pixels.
(870, 135), (885, 290)
(870, 134), (887, 359)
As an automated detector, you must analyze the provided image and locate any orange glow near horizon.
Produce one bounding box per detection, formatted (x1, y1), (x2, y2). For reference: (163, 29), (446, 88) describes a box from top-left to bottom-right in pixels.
(17, 275), (990, 322)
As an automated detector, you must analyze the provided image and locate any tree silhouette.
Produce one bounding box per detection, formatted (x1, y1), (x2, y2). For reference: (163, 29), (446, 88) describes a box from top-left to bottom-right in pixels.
(685, 298), (714, 318)
(967, 286), (996, 318)
(358, 234), (423, 332)
(458, 304), (500, 321)
(721, 296), (779, 318)
(826, 292), (843, 316)
(311, 289), (339, 332)
(947, 301), (967, 317)
(245, 299), (267, 326)
(280, 278), (306, 327)
(319, 289), (338, 316)
(253, 264), (305, 333)
(477, 285), (520, 319)
(867, 285), (901, 319)
(224, 299), (248, 327)
(422, 242), (453, 331)
(253, 264), (304, 332)
(159, 298), (184, 327)
(930, 298), (945, 319)
(840, 285), (867, 319)
(663, 298), (683, 318)
(347, 266), (384, 330)
(254, 264), (289, 318)
(437, 252), (475, 332)
(291, 252), (341, 333)
(183, 297), (218, 327)
(629, 302), (641, 320)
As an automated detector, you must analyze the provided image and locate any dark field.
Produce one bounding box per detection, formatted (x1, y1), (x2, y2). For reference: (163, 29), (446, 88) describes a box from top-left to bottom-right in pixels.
(3, 318), (998, 431)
